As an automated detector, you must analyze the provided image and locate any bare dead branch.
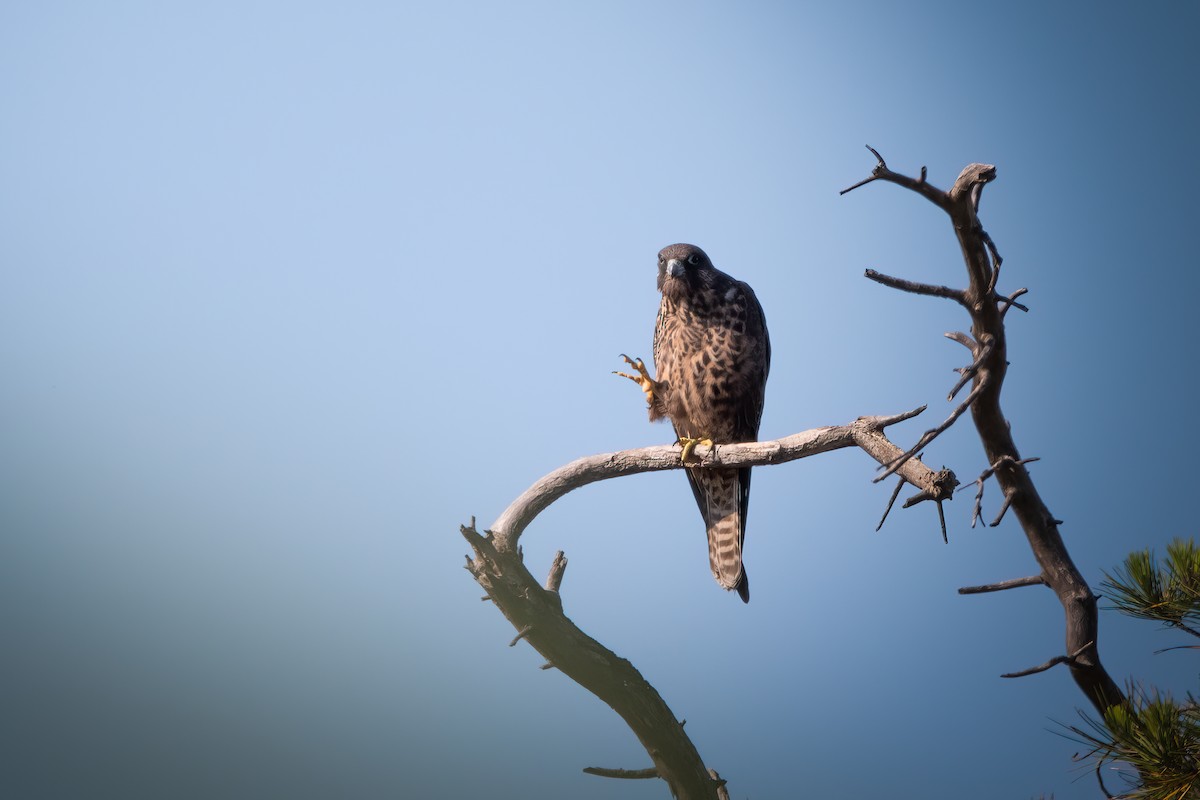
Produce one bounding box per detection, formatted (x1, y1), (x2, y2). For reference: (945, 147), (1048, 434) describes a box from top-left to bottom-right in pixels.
(509, 625), (533, 647)
(990, 492), (1014, 527)
(864, 404), (928, 427)
(945, 331), (978, 352)
(845, 148), (1128, 730)
(1000, 287), (1029, 316)
(961, 455), (1041, 528)
(545, 550), (568, 593)
(839, 174), (879, 194)
(583, 766), (659, 780)
(490, 409), (954, 552)
(865, 268), (969, 307)
(877, 475), (905, 531)
(875, 380), (988, 482)
(966, 474), (988, 530)
(1002, 642), (1094, 679)
(466, 402), (959, 798)
(982, 228), (1002, 270)
(959, 575), (1046, 595)
(841, 144), (953, 212)
(948, 333), (995, 402)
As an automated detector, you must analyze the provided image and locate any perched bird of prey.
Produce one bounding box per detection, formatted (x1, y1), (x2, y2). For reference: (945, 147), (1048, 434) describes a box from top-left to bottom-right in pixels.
(617, 243), (770, 602)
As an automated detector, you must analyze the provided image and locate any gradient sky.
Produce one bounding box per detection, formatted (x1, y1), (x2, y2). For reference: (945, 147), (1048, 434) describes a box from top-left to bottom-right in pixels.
(2, 2), (1198, 798)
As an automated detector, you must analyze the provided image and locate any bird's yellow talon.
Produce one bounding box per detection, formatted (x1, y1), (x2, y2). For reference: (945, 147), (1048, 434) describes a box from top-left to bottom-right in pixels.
(614, 354), (656, 407)
(678, 437), (714, 464)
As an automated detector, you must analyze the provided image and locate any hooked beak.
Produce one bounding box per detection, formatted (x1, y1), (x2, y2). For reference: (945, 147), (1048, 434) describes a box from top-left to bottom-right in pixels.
(666, 258), (685, 278)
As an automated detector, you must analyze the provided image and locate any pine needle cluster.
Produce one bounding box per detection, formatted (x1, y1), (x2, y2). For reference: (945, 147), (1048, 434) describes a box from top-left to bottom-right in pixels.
(1068, 539), (1200, 799)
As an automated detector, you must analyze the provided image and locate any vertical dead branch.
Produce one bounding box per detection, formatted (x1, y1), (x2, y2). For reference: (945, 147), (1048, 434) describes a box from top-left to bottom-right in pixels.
(843, 147), (1127, 720)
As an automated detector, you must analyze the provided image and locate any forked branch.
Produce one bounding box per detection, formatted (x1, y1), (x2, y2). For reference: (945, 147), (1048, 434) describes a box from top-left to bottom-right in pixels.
(465, 407), (957, 799)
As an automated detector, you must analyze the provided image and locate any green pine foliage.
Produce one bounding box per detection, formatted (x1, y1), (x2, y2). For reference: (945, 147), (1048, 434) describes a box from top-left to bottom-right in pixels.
(1069, 539), (1200, 799)
(1102, 540), (1200, 636)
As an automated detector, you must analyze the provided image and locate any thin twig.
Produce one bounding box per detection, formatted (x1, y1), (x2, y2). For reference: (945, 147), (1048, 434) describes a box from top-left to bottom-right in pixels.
(990, 492), (1014, 527)
(999, 287), (1029, 316)
(865, 269), (968, 307)
(1002, 641), (1094, 679)
(583, 766), (659, 780)
(947, 334), (995, 402)
(875, 379), (989, 482)
(509, 625), (533, 648)
(982, 228), (1002, 270)
(876, 475), (905, 531)
(959, 455), (1040, 528)
(945, 331), (978, 352)
(841, 145), (952, 211)
(839, 174), (878, 194)
(959, 575), (1046, 595)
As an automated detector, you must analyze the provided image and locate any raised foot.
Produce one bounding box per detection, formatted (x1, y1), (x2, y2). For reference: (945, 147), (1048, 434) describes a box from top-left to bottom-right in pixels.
(677, 436), (714, 464)
(613, 354), (656, 407)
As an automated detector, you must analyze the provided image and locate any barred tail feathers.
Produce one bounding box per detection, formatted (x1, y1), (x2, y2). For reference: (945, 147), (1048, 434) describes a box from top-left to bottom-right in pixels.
(695, 467), (749, 603)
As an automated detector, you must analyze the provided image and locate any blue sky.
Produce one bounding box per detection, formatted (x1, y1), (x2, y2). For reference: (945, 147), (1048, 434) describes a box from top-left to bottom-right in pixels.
(2, 2), (1197, 798)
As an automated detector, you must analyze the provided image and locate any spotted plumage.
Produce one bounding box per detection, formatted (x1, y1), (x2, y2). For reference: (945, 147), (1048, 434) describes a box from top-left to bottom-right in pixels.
(645, 243), (770, 602)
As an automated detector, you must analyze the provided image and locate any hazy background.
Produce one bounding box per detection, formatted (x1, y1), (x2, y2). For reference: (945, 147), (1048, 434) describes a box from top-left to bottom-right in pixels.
(3, 2), (1197, 798)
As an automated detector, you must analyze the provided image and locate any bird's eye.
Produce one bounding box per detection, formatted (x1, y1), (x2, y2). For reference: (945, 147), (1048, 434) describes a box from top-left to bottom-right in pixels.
(687, 253), (701, 266)
(658, 254), (665, 264)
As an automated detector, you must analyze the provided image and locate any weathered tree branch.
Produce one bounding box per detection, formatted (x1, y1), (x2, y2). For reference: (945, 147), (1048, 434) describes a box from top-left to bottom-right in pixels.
(465, 408), (956, 798)
(489, 406), (954, 553)
(845, 147), (1128, 724)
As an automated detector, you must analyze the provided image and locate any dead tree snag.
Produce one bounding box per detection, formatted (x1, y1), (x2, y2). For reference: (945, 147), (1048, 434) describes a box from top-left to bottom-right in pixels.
(842, 146), (1127, 720)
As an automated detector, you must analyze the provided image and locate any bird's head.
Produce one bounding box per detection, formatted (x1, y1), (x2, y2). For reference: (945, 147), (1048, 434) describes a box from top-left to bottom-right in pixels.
(656, 243), (714, 301)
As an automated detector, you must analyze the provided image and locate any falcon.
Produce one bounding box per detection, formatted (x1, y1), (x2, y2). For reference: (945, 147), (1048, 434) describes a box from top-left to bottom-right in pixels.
(617, 243), (770, 602)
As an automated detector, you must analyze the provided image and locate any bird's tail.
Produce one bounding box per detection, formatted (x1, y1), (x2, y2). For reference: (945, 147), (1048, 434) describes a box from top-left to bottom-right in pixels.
(698, 467), (749, 603)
